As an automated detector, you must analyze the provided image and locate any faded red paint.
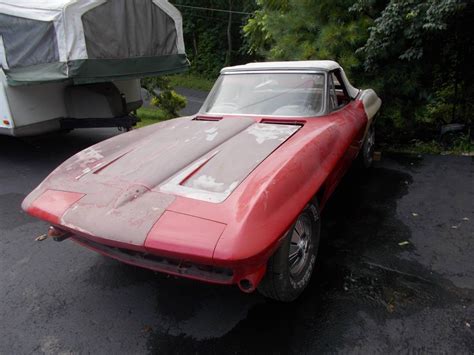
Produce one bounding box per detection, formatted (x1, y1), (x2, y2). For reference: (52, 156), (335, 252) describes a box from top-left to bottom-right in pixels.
(26, 190), (84, 224)
(23, 98), (369, 291)
(145, 211), (226, 261)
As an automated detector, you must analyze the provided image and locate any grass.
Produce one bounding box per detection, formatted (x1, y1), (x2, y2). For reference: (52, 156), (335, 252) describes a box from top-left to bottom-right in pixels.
(168, 73), (215, 92)
(136, 107), (172, 128)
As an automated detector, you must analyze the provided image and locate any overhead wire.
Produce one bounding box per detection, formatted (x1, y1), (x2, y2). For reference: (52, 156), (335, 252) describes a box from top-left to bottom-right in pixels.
(172, 4), (252, 16)
(177, 12), (247, 23)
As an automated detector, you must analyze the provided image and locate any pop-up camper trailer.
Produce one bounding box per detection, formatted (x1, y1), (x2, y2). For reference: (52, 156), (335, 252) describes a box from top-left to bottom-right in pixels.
(0, 0), (188, 136)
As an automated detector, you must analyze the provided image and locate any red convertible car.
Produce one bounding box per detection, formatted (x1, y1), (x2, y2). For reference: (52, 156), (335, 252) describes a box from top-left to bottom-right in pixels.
(23, 61), (381, 301)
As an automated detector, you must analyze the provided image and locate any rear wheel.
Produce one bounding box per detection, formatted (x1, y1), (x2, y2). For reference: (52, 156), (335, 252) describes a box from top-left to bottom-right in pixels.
(258, 203), (321, 302)
(359, 125), (375, 168)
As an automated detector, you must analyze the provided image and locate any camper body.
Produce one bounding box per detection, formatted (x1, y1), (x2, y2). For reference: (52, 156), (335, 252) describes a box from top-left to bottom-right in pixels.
(0, 0), (188, 136)
(0, 73), (142, 136)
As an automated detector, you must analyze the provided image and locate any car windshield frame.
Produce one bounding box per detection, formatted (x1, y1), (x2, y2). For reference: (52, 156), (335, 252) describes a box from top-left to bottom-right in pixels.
(199, 70), (328, 118)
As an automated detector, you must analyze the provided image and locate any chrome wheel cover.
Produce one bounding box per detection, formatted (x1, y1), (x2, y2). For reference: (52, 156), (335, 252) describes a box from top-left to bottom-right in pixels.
(364, 127), (375, 164)
(288, 214), (313, 278)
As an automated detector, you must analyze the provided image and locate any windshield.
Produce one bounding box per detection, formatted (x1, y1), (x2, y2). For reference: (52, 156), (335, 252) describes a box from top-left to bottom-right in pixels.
(200, 72), (325, 116)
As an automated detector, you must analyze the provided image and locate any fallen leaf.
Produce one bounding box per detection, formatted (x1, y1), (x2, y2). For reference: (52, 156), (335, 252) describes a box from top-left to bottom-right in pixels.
(35, 234), (48, 241)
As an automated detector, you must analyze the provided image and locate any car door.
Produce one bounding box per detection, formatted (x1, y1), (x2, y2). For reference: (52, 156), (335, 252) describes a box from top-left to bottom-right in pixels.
(320, 70), (367, 202)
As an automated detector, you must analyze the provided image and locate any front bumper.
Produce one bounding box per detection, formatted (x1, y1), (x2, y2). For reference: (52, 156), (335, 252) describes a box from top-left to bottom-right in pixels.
(70, 233), (267, 292)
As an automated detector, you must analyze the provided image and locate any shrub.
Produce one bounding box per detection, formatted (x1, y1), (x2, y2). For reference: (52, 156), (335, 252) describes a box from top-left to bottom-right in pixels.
(141, 76), (187, 117)
(151, 90), (187, 117)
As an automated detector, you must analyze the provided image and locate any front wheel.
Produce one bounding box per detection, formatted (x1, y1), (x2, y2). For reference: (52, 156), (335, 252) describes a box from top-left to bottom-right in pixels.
(258, 203), (321, 302)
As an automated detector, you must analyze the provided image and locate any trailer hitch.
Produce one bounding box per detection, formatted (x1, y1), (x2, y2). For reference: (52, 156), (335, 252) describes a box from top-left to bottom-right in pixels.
(35, 226), (71, 242)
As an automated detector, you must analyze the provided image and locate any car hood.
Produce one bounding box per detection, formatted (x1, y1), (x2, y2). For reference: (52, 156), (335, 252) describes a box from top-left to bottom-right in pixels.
(23, 116), (301, 246)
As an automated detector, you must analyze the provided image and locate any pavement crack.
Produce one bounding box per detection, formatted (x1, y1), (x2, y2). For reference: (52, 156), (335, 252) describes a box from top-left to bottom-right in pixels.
(361, 260), (434, 284)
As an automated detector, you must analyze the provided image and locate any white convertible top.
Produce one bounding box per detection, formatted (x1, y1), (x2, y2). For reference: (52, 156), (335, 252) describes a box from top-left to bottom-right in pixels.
(221, 60), (341, 72)
(221, 60), (359, 99)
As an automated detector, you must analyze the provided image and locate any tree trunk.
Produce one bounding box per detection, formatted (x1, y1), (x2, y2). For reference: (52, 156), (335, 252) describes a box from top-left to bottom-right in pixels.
(225, 0), (233, 66)
(193, 32), (198, 57)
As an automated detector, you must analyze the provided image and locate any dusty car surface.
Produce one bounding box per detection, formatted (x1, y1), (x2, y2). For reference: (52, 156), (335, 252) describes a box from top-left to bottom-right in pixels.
(23, 60), (381, 301)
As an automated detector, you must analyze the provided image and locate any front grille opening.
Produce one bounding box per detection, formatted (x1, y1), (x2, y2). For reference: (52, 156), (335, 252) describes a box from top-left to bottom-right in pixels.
(74, 236), (233, 281)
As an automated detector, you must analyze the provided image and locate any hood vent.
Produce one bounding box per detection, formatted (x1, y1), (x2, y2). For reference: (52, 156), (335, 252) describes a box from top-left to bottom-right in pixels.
(260, 118), (305, 126)
(193, 115), (223, 122)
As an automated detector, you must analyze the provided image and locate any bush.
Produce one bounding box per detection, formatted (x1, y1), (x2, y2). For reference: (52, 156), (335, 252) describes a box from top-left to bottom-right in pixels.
(151, 90), (187, 117)
(141, 76), (187, 117)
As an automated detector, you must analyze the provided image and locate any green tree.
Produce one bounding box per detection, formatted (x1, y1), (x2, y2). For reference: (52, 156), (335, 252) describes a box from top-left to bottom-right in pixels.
(174, 0), (257, 78)
(244, 0), (473, 143)
(244, 0), (373, 75)
(354, 0), (473, 138)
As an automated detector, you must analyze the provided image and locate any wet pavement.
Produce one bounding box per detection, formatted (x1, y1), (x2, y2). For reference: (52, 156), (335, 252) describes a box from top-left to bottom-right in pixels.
(0, 129), (473, 354)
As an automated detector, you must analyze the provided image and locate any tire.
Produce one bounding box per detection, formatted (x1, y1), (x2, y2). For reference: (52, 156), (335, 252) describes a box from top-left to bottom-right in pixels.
(359, 125), (375, 168)
(258, 202), (321, 302)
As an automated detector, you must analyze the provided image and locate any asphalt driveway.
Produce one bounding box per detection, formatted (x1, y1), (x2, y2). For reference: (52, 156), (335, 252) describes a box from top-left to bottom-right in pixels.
(0, 129), (472, 354)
